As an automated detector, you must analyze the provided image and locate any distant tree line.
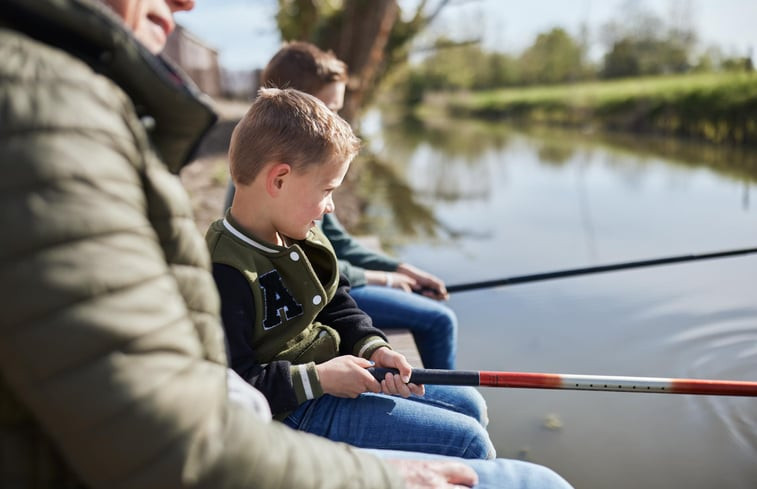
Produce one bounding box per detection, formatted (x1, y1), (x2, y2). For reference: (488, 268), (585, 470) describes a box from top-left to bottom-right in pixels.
(396, 2), (753, 105)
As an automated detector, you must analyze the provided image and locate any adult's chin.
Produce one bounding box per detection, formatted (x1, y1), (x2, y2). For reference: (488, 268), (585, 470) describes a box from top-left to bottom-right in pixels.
(135, 25), (167, 54)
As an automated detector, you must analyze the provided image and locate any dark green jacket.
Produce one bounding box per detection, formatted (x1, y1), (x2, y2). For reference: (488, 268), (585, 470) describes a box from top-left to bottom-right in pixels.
(320, 213), (401, 287)
(0, 1), (402, 488)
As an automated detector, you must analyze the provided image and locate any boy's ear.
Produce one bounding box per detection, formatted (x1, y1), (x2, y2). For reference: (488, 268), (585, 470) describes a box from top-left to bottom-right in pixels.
(265, 162), (291, 196)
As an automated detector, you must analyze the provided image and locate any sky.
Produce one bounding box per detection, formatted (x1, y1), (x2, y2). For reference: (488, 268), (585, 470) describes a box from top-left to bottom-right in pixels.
(175, 0), (757, 72)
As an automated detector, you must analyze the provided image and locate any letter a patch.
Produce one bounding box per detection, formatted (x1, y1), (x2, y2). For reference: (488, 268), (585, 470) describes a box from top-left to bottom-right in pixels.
(258, 270), (304, 330)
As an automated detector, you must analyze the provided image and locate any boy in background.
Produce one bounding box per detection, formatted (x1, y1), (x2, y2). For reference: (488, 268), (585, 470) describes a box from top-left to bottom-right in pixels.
(207, 87), (493, 459)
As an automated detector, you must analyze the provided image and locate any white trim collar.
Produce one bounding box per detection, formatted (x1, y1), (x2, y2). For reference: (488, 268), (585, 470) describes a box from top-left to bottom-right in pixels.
(222, 218), (279, 254)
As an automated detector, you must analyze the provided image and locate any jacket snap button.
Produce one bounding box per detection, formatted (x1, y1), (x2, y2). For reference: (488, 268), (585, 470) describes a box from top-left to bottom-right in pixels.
(312, 295), (322, 305)
(140, 115), (156, 131)
(289, 251), (300, 261)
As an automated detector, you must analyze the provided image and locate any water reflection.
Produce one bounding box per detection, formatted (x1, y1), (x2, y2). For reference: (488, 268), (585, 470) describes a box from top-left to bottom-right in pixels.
(352, 151), (441, 239)
(359, 112), (757, 249)
(361, 111), (757, 489)
(380, 113), (514, 160)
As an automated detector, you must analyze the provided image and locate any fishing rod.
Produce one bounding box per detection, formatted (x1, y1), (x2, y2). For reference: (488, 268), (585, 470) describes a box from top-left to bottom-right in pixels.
(367, 368), (757, 397)
(443, 246), (757, 293)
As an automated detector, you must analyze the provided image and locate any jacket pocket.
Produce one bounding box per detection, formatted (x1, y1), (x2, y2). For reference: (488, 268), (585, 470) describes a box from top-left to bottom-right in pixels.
(276, 323), (340, 365)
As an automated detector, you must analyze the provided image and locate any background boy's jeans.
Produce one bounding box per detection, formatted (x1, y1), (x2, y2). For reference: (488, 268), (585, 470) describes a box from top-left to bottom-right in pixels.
(349, 284), (457, 369)
(283, 385), (494, 459)
(364, 449), (575, 489)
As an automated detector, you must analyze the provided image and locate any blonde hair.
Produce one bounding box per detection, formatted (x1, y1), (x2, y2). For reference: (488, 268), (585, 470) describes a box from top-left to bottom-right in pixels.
(261, 41), (348, 95)
(229, 88), (361, 185)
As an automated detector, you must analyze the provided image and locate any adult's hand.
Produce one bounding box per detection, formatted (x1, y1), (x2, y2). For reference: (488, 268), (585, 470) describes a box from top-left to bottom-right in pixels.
(397, 263), (449, 300)
(316, 356), (380, 397)
(387, 459), (478, 488)
(365, 269), (417, 293)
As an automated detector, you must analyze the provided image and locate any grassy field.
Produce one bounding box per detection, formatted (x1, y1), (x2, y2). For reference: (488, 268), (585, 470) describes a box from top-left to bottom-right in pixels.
(436, 72), (757, 145)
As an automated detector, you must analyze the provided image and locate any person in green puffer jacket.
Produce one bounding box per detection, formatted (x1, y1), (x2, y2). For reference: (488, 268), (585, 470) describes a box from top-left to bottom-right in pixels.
(0, 1), (576, 488)
(0, 0), (435, 487)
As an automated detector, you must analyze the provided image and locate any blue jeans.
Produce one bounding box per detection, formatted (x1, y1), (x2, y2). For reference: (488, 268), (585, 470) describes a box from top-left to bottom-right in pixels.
(283, 385), (495, 459)
(349, 284), (457, 369)
(364, 449), (575, 489)
(408, 384), (489, 427)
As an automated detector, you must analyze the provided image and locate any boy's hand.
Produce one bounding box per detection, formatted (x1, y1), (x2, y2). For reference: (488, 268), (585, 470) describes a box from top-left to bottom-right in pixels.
(370, 347), (425, 398)
(316, 356), (380, 398)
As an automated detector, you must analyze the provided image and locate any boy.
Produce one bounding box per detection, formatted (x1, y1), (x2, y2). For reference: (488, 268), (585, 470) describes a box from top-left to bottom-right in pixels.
(207, 87), (494, 459)
(226, 41), (460, 370)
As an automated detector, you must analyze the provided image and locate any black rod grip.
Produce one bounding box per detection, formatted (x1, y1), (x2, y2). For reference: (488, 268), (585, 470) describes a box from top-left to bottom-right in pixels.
(367, 367), (480, 386)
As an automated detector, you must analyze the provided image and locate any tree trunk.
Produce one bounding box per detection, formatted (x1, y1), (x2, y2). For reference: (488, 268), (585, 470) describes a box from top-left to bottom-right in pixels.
(326, 0), (399, 124)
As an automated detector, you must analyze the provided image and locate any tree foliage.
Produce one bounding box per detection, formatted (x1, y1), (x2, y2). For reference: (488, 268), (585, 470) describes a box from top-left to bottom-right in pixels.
(272, 0), (751, 111)
(599, 1), (696, 78)
(397, 27), (589, 103)
(519, 28), (586, 84)
(274, 0), (454, 122)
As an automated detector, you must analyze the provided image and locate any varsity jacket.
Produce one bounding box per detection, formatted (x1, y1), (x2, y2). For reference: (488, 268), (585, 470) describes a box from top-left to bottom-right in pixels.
(0, 1), (403, 488)
(206, 213), (391, 416)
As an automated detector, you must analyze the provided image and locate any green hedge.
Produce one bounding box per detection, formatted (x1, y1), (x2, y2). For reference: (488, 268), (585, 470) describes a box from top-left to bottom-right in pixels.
(441, 73), (757, 145)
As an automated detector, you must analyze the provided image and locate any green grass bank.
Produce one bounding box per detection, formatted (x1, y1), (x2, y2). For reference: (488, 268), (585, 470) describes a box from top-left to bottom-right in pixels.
(433, 72), (757, 146)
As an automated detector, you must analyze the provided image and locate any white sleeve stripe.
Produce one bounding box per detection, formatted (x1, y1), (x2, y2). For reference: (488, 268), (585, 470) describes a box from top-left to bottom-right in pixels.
(298, 364), (315, 399)
(358, 339), (385, 358)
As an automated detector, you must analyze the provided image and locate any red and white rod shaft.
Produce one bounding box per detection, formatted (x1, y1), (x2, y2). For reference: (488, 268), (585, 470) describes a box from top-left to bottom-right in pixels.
(368, 368), (757, 397)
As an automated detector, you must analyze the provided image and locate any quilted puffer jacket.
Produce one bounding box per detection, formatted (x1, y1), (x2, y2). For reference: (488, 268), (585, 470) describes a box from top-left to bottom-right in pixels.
(0, 1), (402, 488)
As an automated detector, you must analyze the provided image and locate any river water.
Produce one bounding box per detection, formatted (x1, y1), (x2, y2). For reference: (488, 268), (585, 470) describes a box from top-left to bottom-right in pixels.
(360, 112), (757, 489)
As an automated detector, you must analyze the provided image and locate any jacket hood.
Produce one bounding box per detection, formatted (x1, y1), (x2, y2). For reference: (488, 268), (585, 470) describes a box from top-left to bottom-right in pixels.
(1, 0), (218, 173)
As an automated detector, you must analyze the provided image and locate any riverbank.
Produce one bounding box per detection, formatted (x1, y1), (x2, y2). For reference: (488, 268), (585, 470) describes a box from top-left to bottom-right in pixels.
(426, 72), (757, 146)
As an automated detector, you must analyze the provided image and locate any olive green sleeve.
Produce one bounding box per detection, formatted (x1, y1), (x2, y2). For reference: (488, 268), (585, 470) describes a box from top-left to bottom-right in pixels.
(290, 361), (325, 404)
(354, 335), (393, 359)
